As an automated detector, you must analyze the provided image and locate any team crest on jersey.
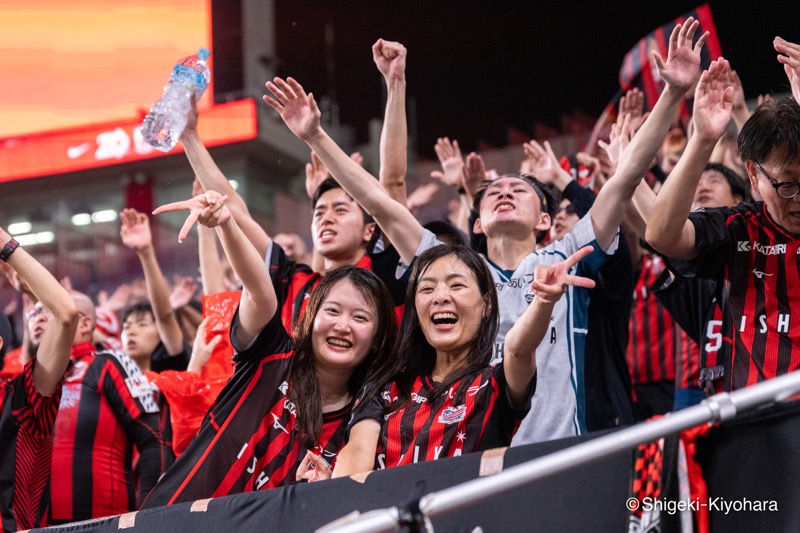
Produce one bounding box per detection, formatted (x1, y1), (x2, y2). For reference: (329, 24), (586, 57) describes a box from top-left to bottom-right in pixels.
(524, 289), (534, 304)
(438, 404), (467, 424)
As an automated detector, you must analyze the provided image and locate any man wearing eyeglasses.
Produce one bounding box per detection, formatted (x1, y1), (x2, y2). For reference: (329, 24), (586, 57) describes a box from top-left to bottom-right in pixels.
(647, 45), (800, 392)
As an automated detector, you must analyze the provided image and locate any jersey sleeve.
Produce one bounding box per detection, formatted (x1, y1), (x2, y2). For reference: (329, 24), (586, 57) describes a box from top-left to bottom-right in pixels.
(554, 213), (617, 275)
(669, 207), (733, 279)
(230, 308), (295, 365)
(345, 385), (385, 442)
(14, 359), (62, 437)
(368, 241), (411, 306)
(150, 342), (191, 373)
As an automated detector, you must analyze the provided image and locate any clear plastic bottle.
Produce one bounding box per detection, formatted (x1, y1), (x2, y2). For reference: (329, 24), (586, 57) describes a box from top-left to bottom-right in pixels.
(141, 48), (211, 152)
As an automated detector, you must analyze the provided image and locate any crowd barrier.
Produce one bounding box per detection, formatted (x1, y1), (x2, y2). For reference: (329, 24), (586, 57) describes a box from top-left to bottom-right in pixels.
(34, 400), (800, 532)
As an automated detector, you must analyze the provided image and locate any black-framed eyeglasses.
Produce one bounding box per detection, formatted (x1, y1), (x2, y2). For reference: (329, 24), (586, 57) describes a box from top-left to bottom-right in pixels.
(756, 162), (800, 200)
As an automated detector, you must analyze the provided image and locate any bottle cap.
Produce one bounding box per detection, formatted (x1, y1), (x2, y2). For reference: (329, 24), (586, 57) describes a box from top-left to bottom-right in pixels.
(197, 47), (210, 60)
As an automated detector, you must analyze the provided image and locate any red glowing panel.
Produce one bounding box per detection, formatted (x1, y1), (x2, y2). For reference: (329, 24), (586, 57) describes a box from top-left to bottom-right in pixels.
(0, 99), (258, 183)
(0, 0), (212, 139)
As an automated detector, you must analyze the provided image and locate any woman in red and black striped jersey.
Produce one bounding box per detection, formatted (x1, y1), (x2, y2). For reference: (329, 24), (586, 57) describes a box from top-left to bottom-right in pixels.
(314, 244), (595, 478)
(142, 190), (396, 506)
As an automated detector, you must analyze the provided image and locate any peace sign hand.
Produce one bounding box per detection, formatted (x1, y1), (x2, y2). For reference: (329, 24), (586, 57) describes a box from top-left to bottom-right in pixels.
(532, 246), (597, 304)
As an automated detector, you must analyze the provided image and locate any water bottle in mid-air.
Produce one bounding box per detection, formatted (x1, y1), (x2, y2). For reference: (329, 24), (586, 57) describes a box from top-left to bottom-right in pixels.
(141, 47), (211, 152)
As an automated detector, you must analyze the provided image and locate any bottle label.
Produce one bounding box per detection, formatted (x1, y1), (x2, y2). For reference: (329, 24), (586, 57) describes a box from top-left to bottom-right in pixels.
(171, 64), (209, 95)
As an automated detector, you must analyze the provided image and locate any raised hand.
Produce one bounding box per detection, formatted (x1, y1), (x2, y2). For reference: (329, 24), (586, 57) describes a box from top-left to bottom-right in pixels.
(305, 151), (329, 199)
(619, 87), (644, 120)
(295, 451), (333, 483)
(522, 140), (570, 187)
(463, 152), (488, 198)
(774, 36), (800, 103)
(263, 77), (321, 141)
(598, 112), (633, 170)
(531, 246), (597, 303)
(406, 182), (440, 213)
(98, 283), (132, 312)
(120, 208), (154, 252)
(170, 276), (198, 310)
(651, 17), (708, 93)
(188, 317), (222, 374)
(727, 69), (746, 111)
(692, 58), (734, 142)
(372, 38), (407, 82)
(430, 137), (465, 188)
(153, 190), (231, 243)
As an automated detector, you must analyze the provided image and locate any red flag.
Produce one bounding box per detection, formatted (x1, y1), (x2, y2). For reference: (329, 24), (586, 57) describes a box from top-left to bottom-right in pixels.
(586, 4), (722, 152)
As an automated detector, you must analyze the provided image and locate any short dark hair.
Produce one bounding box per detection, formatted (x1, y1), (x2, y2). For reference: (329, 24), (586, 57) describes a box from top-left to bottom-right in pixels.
(471, 173), (556, 244)
(423, 220), (467, 246)
(704, 162), (749, 202)
(121, 302), (154, 325)
(312, 177), (374, 225)
(739, 97), (800, 167)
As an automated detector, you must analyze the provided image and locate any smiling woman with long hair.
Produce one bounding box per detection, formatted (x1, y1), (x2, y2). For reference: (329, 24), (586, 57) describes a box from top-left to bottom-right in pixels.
(141, 190), (396, 506)
(297, 243), (595, 480)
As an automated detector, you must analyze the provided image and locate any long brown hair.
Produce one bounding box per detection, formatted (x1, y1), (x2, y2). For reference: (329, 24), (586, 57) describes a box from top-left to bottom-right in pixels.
(289, 266), (396, 448)
(363, 245), (499, 410)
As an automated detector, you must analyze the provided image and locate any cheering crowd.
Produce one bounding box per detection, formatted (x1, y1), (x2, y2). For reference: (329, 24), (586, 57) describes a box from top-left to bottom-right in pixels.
(2, 18), (800, 531)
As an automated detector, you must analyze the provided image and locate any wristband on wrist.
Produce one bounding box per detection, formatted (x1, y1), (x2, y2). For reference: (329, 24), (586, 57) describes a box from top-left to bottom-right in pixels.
(0, 239), (19, 262)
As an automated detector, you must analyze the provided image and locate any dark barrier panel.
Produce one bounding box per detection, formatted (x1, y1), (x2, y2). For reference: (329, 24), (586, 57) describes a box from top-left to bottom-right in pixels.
(696, 400), (800, 533)
(33, 431), (631, 533)
(37, 402), (800, 533)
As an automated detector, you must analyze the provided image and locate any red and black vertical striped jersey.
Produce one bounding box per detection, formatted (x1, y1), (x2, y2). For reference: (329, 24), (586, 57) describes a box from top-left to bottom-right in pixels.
(349, 364), (533, 470)
(1, 359), (60, 532)
(651, 272), (721, 391)
(142, 311), (352, 508)
(675, 203), (800, 391)
(49, 342), (167, 523)
(267, 240), (408, 332)
(627, 254), (700, 386)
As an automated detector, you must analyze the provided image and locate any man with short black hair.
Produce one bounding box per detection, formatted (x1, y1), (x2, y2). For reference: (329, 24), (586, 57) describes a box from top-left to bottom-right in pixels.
(647, 48), (800, 392)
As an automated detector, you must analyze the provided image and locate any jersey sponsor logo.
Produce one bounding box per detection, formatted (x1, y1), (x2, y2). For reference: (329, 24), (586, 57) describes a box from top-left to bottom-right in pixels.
(467, 381), (488, 397)
(283, 398), (297, 416)
(65, 359), (90, 382)
(437, 404), (467, 425)
(738, 241), (786, 255)
(752, 268), (773, 279)
(59, 383), (82, 409)
(278, 381), (289, 395)
(411, 392), (428, 404)
(740, 313), (791, 334)
(271, 413), (290, 435)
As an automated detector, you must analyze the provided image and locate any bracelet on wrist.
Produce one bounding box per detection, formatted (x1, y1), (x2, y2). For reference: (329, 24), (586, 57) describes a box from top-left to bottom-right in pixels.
(0, 239), (20, 262)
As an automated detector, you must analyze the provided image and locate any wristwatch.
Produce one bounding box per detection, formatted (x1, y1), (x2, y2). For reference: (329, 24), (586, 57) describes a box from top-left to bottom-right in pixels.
(0, 238), (20, 262)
